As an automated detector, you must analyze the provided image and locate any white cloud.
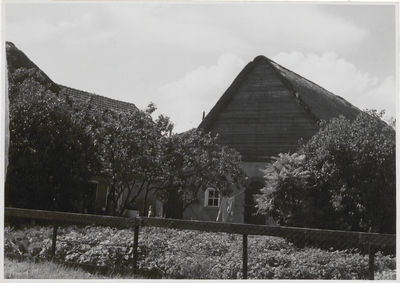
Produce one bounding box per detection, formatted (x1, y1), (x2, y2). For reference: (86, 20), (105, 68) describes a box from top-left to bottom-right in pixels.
(107, 4), (369, 57)
(59, 12), (117, 46)
(272, 51), (396, 118)
(156, 53), (245, 133)
(6, 17), (58, 43)
(107, 4), (244, 55)
(360, 76), (397, 118)
(246, 6), (369, 52)
(6, 6), (117, 47)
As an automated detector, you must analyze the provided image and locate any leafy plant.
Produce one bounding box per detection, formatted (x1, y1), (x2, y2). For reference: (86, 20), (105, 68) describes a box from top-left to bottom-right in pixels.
(256, 110), (396, 233)
(4, 225), (396, 279)
(159, 129), (246, 218)
(6, 68), (100, 212)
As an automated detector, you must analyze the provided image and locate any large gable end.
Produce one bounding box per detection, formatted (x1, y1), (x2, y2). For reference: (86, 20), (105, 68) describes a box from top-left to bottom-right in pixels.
(198, 55), (362, 162)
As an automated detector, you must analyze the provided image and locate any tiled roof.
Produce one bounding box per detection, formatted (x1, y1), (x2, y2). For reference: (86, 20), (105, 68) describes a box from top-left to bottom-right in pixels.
(6, 41), (138, 113)
(59, 85), (138, 113)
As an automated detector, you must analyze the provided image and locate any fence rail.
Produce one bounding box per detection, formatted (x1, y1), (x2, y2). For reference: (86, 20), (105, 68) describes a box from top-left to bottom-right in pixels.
(140, 216), (396, 247)
(4, 207), (396, 280)
(5, 207), (137, 228)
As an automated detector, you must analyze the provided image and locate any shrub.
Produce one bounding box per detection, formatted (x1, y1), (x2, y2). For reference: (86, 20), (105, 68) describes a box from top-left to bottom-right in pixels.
(4, 224), (396, 279)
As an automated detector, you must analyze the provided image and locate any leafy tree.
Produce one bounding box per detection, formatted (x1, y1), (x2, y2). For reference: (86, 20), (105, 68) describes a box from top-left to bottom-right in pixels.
(5, 49), (246, 218)
(256, 110), (396, 234)
(6, 74), (99, 212)
(255, 153), (313, 227)
(92, 103), (173, 216)
(159, 129), (246, 218)
(92, 102), (246, 218)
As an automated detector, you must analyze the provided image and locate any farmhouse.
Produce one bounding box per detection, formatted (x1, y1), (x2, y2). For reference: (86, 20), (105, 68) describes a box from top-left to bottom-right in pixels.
(184, 55), (361, 224)
(7, 42), (362, 222)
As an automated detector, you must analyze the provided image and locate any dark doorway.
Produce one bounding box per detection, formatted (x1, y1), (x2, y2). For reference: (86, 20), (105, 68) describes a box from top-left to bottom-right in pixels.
(163, 189), (184, 219)
(244, 182), (265, 225)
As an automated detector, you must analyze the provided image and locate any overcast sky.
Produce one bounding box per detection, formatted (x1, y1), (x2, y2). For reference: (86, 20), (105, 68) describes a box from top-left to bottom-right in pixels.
(4, 1), (398, 133)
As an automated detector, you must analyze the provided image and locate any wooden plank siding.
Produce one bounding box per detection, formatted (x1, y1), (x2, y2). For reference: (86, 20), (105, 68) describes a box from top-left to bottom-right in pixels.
(199, 56), (362, 162)
(205, 60), (318, 162)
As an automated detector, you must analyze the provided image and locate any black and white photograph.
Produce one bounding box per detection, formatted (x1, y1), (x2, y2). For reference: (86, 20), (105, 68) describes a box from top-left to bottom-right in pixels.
(2, 0), (398, 281)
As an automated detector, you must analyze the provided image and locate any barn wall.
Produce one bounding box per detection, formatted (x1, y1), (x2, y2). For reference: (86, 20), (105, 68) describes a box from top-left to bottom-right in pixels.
(207, 60), (318, 162)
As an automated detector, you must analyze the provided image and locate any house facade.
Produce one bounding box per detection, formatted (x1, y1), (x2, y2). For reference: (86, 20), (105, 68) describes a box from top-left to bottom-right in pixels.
(183, 55), (361, 224)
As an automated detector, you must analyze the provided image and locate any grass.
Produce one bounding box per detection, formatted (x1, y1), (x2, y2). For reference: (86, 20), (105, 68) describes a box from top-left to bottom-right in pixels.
(4, 257), (141, 279)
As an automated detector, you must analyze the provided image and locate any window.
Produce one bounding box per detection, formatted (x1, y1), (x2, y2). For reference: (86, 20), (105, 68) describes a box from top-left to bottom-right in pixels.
(204, 188), (220, 207)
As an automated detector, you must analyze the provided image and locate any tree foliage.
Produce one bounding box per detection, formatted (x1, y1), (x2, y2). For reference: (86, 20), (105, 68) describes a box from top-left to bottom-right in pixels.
(6, 72), (98, 212)
(92, 104), (246, 217)
(91, 103), (173, 216)
(6, 66), (245, 218)
(159, 129), (246, 218)
(256, 110), (396, 233)
(255, 153), (313, 227)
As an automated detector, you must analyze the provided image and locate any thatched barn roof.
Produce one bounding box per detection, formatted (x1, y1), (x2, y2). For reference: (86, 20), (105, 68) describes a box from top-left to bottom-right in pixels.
(198, 55), (362, 162)
(268, 58), (360, 122)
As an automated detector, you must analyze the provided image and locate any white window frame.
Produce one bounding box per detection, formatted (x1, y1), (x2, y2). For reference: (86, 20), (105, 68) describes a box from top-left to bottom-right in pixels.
(204, 188), (220, 207)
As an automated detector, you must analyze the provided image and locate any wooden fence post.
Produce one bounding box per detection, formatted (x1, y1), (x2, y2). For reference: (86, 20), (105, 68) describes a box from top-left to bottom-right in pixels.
(242, 234), (248, 279)
(133, 223), (140, 273)
(368, 244), (375, 280)
(51, 223), (58, 258)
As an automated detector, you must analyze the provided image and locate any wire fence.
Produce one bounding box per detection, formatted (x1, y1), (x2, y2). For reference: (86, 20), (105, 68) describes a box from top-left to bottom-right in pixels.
(4, 207), (396, 280)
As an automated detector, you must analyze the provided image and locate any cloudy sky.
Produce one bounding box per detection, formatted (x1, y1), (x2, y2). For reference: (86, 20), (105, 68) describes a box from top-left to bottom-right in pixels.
(4, 1), (398, 133)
